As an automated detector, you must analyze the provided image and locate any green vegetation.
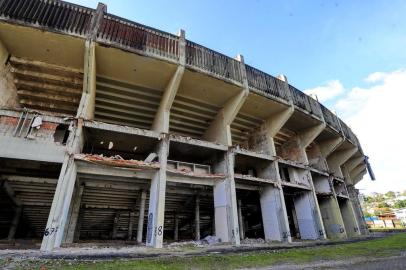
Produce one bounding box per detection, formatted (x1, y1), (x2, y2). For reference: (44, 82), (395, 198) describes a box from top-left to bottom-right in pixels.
(394, 199), (406, 209)
(9, 233), (406, 270)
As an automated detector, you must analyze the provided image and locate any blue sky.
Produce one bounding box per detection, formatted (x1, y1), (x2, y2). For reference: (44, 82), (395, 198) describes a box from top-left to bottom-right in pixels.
(69, 0), (406, 194)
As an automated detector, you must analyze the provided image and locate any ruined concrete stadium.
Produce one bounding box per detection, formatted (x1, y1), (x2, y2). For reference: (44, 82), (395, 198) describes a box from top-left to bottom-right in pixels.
(0, 0), (374, 252)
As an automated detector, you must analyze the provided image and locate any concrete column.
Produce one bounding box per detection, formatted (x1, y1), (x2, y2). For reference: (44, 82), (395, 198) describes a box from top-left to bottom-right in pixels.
(260, 185), (290, 241)
(319, 137), (344, 158)
(203, 55), (248, 146)
(128, 211), (135, 240)
(347, 186), (369, 235)
(152, 30), (185, 133)
(112, 212), (120, 239)
(249, 106), (294, 155)
(339, 199), (361, 237)
(195, 195), (200, 241)
(327, 146), (358, 177)
(213, 151), (240, 245)
(7, 206), (22, 240)
(146, 136), (169, 248)
(41, 120), (83, 252)
(293, 191), (325, 240)
(237, 199), (244, 240)
(76, 40), (97, 120)
(64, 185), (84, 243)
(174, 214), (179, 241)
(317, 196), (346, 239)
(137, 190), (147, 244)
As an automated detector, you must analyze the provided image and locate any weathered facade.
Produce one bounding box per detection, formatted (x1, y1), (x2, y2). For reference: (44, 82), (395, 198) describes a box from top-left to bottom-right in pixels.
(0, 0), (372, 251)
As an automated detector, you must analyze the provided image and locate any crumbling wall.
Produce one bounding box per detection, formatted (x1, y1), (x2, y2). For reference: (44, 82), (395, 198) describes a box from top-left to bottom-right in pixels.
(0, 64), (19, 109)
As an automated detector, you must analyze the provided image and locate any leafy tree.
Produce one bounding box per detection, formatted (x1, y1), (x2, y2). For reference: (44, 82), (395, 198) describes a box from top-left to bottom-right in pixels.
(393, 200), (406, 209)
(377, 202), (390, 208)
(385, 191), (396, 198)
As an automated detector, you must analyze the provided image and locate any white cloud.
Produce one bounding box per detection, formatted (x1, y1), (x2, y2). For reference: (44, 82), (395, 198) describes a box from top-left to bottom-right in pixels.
(304, 80), (344, 102)
(331, 70), (406, 194)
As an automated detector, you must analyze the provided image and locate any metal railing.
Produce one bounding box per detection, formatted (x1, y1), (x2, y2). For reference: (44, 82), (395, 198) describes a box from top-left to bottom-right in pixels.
(245, 65), (290, 101)
(185, 40), (242, 83)
(0, 0), (93, 36)
(320, 104), (341, 131)
(97, 14), (179, 61)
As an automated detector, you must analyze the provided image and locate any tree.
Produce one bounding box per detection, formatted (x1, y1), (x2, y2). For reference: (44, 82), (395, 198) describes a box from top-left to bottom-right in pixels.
(385, 191), (396, 198)
(377, 202), (390, 208)
(393, 200), (406, 209)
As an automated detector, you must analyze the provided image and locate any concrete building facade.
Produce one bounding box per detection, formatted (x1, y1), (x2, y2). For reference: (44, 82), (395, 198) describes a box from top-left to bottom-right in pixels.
(0, 0), (371, 251)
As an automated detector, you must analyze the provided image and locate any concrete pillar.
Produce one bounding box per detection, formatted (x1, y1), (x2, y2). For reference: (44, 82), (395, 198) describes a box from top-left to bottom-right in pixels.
(137, 190), (147, 244)
(152, 29), (185, 133)
(203, 55), (248, 146)
(293, 191), (325, 240)
(174, 214), (179, 241)
(112, 212), (120, 239)
(339, 199), (361, 237)
(237, 199), (244, 240)
(327, 146), (358, 177)
(41, 120), (83, 252)
(249, 106), (294, 155)
(213, 151), (240, 245)
(260, 185), (290, 241)
(64, 185), (84, 244)
(7, 206), (21, 240)
(317, 196), (346, 239)
(146, 136), (169, 248)
(76, 40), (97, 120)
(128, 211), (135, 240)
(195, 195), (200, 241)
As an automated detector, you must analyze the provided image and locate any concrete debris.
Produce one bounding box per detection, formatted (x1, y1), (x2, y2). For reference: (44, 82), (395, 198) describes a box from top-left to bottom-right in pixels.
(31, 116), (42, 129)
(167, 168), (225, 178)
(74, 154), (160, 169)
(167, 235), (220, 248)
(241, 238), (266, 245)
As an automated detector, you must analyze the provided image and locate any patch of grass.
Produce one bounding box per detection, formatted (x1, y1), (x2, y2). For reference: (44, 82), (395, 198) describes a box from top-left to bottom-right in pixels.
(13, 233), (406, 270)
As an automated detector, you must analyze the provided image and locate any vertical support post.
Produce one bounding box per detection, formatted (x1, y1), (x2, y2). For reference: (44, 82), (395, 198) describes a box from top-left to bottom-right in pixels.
(137, 190), (147, 243)
(213, 151), (240, 245)
(112, 212), (120, 239)
(237, 199), (244, 240)
(7, 206), (21, 240)
(146, 136), (169, 248)
(195, 195), (200, 241)
(174, 214), (179, 241)
(64, 185), (84, 243)
(128, 211), (135, 240)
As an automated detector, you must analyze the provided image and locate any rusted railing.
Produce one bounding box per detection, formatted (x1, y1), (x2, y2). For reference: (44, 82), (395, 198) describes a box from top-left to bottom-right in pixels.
(245, 65), (290, 102)
(0, 0), (93, 36)
(97, 14), (179, 61)
(320, 104), (340, 131)
(185, 40), (242, 83)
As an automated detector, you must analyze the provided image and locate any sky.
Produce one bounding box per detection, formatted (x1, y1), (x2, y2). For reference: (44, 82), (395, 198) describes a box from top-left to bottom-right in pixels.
(69, 0), (406, 194)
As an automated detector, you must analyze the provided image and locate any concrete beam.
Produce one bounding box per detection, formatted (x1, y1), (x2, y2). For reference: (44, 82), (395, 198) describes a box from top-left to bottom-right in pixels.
(344, 156), (364, 172)
(76, 40), (96, 120)
(203, 55), (249, 146)
(174, 214), (179, 241)
(1, 181), (22, 207)
(339, 199), (361, 237)
(327, 146), (358, 177)
(128, 211), (135, 240)
(299, 123), (326, 149)
(249, 106), (294, 155)
(152, 66), (185, 133)
(350, 164), (366, 180)
(146, 136), (169, 248)
(318, 137), (344, 158)
(317, 196), (346, 239)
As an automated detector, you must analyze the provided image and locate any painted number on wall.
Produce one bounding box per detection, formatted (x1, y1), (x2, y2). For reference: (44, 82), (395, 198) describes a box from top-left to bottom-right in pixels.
(44, 227), (58, 237)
